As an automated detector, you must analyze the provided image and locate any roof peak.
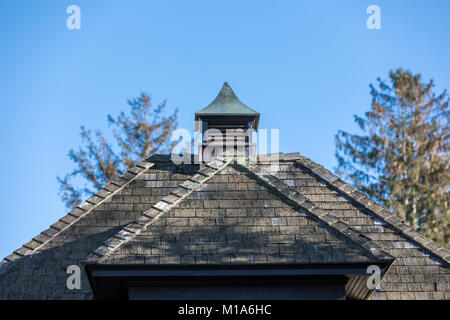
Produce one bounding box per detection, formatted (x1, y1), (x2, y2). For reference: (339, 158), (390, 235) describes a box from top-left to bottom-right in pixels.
(217, 81), (236, 98)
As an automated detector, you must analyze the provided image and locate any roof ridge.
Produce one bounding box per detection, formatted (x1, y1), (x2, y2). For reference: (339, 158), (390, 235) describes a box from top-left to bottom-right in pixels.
(0, 160), (155, 275)
(293, 155), (450, 265)
(234, 158), (394, 263)
(84, 157), (233, 264)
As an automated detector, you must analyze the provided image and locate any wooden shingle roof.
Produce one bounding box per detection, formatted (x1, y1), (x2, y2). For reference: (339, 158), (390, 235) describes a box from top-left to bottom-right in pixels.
(87, 160), (390, 266)
(0, 153), (449, 300)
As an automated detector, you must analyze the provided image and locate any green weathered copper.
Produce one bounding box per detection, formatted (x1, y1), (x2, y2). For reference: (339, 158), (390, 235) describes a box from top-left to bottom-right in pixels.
(195, 82), (260, 128)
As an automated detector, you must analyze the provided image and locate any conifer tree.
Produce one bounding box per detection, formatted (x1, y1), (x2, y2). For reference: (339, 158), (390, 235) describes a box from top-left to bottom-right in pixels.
(58, 92), (178, 209)
(335, 68), (449, 248)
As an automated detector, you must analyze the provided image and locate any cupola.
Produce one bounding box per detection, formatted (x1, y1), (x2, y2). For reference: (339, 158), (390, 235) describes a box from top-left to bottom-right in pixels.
(195, 82), (260, 161)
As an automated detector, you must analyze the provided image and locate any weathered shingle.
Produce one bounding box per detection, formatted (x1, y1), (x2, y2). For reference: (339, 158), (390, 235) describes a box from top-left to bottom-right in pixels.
(98, 165), (379, 266)
(259, 157), (450, 300)
(0, 153), (448, 300)
(0, 160), (198, 299)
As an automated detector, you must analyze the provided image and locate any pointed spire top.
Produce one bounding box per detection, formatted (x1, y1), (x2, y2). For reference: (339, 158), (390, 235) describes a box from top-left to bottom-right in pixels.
(196, 82), (260, 126)
(218, 81), (235, 98)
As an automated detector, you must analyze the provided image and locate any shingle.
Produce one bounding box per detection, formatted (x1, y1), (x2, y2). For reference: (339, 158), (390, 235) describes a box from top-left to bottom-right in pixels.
(2, 155), (449, 300)
(97, 164), (381, 269)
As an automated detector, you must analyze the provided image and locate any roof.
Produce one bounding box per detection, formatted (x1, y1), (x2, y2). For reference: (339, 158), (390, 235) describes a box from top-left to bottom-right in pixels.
(1, 153), (449, 300)
(195, 82), (260, 128)
(86, 158), (390, 267)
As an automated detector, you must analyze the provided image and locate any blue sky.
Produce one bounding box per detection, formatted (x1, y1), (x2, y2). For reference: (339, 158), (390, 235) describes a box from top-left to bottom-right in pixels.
(0, 0), (449, 259)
